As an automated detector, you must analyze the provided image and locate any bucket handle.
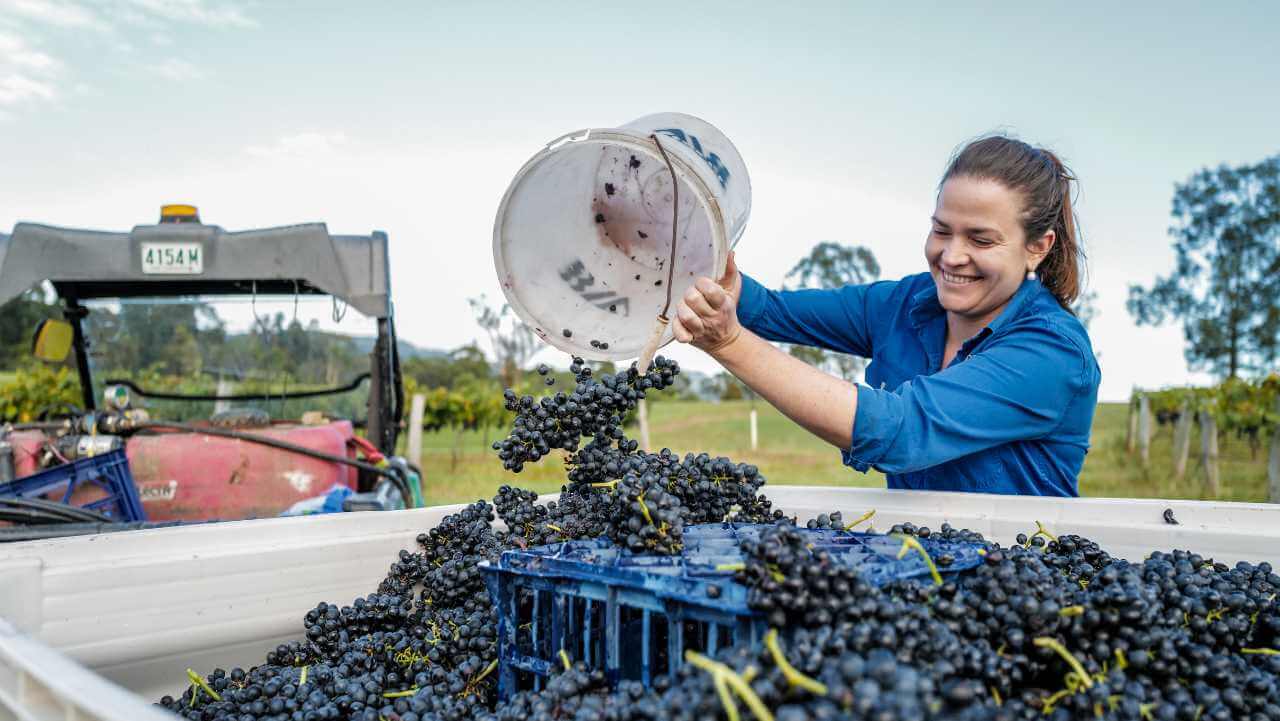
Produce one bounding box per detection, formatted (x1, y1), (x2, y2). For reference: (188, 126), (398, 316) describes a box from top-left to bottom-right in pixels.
(545, 128), (592, 152)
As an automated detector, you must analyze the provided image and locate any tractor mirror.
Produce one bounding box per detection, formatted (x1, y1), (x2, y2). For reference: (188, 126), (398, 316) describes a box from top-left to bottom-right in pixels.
(31, 319), (73, 363)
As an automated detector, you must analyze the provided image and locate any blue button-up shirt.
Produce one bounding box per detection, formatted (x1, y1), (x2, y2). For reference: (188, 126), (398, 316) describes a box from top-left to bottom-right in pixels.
(736, 272), (1100, 496)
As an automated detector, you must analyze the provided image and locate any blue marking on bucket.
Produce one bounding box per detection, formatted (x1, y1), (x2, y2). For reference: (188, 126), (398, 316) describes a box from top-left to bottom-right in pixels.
(560, 259), (595, 292)
(655, 128), (731, 189)
(560, 258), (631, 316)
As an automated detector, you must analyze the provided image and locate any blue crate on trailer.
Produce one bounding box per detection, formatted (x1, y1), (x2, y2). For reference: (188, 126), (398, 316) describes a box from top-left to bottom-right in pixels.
(480, 522), (983, 699)
(0, 448), (146, 522)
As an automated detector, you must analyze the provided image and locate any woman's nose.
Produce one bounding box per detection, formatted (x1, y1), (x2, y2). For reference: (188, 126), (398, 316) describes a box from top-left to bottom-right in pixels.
(938, 240), (970, 267)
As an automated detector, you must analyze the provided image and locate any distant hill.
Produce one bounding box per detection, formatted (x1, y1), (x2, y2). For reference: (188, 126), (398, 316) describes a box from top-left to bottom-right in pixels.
(351, 335), (448, 360)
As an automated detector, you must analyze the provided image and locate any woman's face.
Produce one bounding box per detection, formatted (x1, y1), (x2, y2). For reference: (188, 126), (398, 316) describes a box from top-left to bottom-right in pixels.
(926, 176), (1053, 326)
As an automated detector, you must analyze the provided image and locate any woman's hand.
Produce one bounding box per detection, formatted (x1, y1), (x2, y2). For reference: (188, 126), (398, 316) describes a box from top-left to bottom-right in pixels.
(672, 252), (744, 357)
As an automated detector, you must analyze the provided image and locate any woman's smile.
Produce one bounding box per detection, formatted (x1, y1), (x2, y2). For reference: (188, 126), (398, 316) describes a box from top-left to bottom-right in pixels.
(939, 269), (983, 286)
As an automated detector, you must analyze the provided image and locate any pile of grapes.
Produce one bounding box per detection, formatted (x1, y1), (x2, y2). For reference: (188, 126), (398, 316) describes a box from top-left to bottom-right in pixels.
(158, 358), (1280, 721)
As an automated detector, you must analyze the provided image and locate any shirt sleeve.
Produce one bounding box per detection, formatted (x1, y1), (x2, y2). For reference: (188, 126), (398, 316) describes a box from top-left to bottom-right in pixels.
(842, 318), (1091, 474)
(736, 274), (895, 357)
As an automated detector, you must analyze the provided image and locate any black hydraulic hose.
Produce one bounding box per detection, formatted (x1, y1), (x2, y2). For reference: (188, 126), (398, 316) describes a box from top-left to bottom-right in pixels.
(0, 507), (72, 525)
(0, 496), (113, 523)
(103, 374), (371, 403)
(3, 421), (69, 432)
(129, 421), (414, 508)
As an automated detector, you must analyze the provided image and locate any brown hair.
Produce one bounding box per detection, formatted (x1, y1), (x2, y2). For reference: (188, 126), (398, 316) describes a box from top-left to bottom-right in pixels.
(941, 135), (1084, 308)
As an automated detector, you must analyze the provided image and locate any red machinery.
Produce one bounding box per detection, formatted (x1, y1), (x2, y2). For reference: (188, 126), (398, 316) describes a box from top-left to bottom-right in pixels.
(0, 206), (415, 527)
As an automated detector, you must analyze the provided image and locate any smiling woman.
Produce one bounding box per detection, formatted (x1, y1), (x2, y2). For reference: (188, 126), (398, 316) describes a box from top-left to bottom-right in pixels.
(670, 135), (1101, 497)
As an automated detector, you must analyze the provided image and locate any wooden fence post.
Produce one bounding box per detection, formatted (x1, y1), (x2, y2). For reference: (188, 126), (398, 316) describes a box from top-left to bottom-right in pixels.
(1126, 399), (1138, 454)
(1269, 399), (1280, 504)
(1172, 401), (1193, 480)
(749, 407), (759, 451)
(1200, 410), (1220, 498)
(638, 398), (651, 453)
(408, 393), (426, 466)
(1138, 394), (1152, 467)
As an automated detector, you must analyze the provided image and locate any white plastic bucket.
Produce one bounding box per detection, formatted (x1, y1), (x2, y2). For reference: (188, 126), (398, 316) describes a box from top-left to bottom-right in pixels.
(493, 113), (751, 361)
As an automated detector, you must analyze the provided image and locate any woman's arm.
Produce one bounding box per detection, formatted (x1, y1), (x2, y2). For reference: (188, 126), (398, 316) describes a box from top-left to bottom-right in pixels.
(712, 330), (857, 449)
(671, 253), (857, 449)
(672, 255), (1095, 473)
(735, 269), (891, 359)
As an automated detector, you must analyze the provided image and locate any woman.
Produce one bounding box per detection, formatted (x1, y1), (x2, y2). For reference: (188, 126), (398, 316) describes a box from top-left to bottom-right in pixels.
(671, 136), (1100, 496)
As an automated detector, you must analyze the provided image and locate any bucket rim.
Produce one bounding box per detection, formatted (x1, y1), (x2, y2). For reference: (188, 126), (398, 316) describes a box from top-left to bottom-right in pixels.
(492, 130), (729, 363)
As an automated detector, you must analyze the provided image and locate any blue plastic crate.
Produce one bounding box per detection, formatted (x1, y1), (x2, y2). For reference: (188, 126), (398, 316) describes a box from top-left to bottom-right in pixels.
(0, 449), (146, 523)
(480, 522), (983, 699)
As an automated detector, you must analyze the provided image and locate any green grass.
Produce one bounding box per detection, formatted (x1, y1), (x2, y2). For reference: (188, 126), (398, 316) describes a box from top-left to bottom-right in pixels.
(1078, 402), (1270, 502)
(411, 400), (1273, 506)
(0, 372), (15, 386)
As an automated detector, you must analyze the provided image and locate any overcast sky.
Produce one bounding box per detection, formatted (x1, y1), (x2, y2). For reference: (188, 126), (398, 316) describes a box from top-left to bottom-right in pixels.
(2, 1), (1278, 401)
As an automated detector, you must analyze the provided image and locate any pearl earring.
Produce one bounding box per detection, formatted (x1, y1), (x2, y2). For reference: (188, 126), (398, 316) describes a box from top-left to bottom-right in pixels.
(1026, 269), (1037, 280)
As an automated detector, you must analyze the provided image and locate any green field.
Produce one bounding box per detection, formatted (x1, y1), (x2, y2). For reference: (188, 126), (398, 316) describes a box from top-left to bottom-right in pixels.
(413, 401), (1274, 506)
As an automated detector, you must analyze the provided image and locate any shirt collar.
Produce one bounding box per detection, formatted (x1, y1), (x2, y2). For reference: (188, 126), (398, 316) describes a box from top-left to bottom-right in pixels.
(908, 276), (1045, 337)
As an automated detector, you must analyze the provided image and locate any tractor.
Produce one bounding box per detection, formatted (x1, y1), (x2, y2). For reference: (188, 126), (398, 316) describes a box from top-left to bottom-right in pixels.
(0, 205), (418, 529)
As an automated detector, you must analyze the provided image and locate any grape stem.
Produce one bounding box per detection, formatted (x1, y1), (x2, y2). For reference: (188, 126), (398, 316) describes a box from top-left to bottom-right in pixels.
(1041, 687), (1071, 712)
(186, 668), (222, 705)
(1023, 520), (1058, 548)
(1241, 648), (1280, 655)
(559, 649), (573, 670)
(685, 650), (775, 721)
(1033, 637), (1093, 689)
(382, 688), (418, 698)
(458, 658), (500, 698)
(712, 672), (739, 721)
(474, 658), (499, 684)
(892, 534), (943, 586)
(635, 491), (666, 538)
(1113, 648), (1128, 670)
(843, 509), (876, 531)
(763, 629), (828, 695)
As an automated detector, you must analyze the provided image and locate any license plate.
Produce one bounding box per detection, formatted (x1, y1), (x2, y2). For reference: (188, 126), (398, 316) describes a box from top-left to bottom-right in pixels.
(141, 242), (203, 274)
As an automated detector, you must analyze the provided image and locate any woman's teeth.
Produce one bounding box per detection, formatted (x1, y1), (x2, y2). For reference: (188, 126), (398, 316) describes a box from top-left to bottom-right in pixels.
(942, 271), (981, 285)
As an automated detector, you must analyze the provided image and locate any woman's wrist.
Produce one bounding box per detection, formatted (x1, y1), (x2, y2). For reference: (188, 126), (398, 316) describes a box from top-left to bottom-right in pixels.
(707, 327), (753, 366)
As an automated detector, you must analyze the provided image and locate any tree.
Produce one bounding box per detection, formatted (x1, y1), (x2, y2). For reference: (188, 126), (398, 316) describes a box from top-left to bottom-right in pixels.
(1127, 156), (1280, 378)
(0, 286), (60, 369)
(710, 371), (746, 401)
(469, 295), (537, 389)
(96, 300), (223, 375)
(403, 343), (493, 389)
(782, 241), (881, 381)
(1072, 289), (1099, 332)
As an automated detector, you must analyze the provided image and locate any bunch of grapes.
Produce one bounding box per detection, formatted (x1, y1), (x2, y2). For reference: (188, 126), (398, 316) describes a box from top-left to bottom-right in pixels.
(735, 521), (875, 628)
(492, 357), (678, 472)
(491, 357), (773, 556)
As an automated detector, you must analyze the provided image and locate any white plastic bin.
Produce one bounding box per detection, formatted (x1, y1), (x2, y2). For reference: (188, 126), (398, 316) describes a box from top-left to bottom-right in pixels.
(2, 488), (1279, 720)
(493, 113), (751, 361)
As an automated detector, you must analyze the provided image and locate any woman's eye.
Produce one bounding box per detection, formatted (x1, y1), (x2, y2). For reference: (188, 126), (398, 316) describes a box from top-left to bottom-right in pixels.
(972, 238), (993, 247)
(932, 228), (950, 236)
